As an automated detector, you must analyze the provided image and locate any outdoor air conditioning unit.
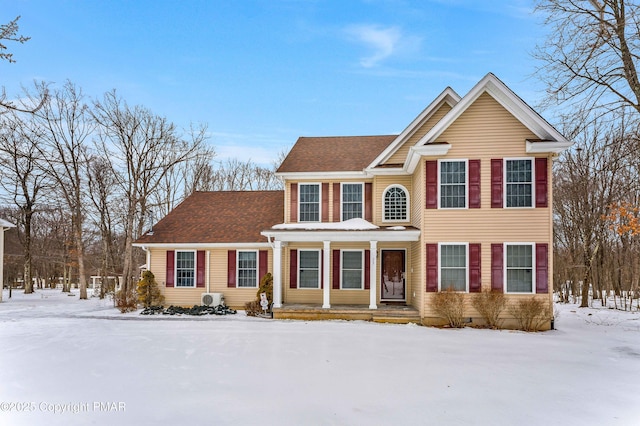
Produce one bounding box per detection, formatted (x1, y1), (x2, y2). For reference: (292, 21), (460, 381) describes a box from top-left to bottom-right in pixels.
(201, 292), (224, 307)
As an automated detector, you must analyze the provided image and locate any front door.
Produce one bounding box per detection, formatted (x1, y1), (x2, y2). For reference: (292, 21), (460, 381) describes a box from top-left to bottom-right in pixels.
(381, 250), (406, 301)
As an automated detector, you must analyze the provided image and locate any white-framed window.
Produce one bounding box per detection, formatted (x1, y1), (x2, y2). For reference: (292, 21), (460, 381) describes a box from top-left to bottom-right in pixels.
(299, 183), (321, 222)
(176, 250), (196, 287)
(505, 159), (533, 208)
(298, 250), (321, 289)
(439, 243), (468, 292)
(237, 250), (258, 288)
(341, 250), (364, 289)
(505, 243), (535, 293)
(439, 159), (467, 209)
(342, 183), (363, 221)
(383, 185), (408, 222)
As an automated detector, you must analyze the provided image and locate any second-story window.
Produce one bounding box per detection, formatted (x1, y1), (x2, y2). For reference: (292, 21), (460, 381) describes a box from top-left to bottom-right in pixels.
(299, 183), (320, 222)
(383, 185), (408, 221)
(440, 160), (466, 208)
(505, 159), (533, 207)
(342, 183), (363, 220)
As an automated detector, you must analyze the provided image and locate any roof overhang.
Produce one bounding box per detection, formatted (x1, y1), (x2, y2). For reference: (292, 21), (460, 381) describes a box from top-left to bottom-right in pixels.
(275, 171), (372, 180)
(526, 139), (574, 154)
(132, 242), (272, 249)
(367, 87), (461, 169)
(261, 228), (421, 243)
(404, 143), (452, 173)
(0, 219), (15, 229)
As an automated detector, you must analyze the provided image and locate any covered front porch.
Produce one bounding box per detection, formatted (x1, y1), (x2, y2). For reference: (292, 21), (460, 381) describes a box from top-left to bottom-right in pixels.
(261, 219), (421, 312)
(273, 303), (421, 324)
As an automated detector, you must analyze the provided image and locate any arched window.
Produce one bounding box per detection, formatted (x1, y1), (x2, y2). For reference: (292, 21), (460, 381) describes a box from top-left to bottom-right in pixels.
(383, 185), (408, 221)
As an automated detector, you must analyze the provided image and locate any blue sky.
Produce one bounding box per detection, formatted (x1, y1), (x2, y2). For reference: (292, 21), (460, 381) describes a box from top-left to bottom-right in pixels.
(3, 0), (548, 165)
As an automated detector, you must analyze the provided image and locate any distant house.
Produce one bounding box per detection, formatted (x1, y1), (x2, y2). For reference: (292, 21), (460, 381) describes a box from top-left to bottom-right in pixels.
(134, 73), (572, 328)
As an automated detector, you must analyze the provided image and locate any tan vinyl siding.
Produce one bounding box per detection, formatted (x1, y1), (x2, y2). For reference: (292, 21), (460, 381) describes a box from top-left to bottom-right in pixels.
(434, 93), (538, 156)
(418, 92), (553, 323)
(150, 247), (270, 309)
(422, 293), (552, 329)
(373, 175), (412, 225)
(409, 240), (423, 313)
(385, 103), (452, 165)
(284, 178), (374, 223)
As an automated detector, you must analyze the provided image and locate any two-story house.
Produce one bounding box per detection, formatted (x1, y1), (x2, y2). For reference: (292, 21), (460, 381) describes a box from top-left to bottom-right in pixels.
(134, 73), (571, 328)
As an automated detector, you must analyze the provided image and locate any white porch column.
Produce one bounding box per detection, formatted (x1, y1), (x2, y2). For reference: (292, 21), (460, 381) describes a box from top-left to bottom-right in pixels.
(369, 240), (378, 309)
(0, 227), (3, 302)
(272, 240), (283, 308)
(322, 240), (331, 308)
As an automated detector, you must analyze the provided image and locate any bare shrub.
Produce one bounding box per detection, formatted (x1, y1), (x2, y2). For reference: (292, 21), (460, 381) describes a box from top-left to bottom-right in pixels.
(472, 290), (506, 328)
(244, 300), (262, 317)
(432, 289), (465, 328)
(508, 297), (552, 332)
(115, 289), (138, 313)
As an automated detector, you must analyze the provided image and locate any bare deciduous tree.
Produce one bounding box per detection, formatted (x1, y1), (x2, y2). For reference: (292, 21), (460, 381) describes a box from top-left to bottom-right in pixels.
(0, 16), (47, 114)
(32, 81), (93, 299)
(93, 91), (209, 292)
(554, 117), (634, 307)
(535, 0), (640, 121)
(0, 111), (49, 294)
(87, 156), (120, 298)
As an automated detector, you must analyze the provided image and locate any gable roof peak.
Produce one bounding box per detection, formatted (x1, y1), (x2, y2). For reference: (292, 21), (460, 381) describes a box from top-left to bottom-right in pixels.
(417, 72), (568, 146)
(367, 87), (461, 169)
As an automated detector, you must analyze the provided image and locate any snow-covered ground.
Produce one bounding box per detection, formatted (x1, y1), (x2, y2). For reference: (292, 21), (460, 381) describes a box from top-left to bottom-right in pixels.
(0, 289), (638, 426)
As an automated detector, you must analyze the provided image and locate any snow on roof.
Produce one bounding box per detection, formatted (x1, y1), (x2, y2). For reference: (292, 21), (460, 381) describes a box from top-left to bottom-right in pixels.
(271, 218), (379, 231)
(0, 219), (15, 228)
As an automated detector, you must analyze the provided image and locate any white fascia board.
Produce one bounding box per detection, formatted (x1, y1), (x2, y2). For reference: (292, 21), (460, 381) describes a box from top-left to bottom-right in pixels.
(364, 167), (409, 176)
(417, 73), (571, 148)
(405, 143), (452, 173)
(0, 219), (15, 228)
(132, 242), (273, 249)
(526, 140), (573, 154)
(367, 88), (461, 169)
(261, 229), (421, 243)
(275, 171), (370, 180)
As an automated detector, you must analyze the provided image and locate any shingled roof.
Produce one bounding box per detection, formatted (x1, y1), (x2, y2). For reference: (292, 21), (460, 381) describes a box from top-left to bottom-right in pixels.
(135, 191), (284, 244)
(277, 135), (397, 173)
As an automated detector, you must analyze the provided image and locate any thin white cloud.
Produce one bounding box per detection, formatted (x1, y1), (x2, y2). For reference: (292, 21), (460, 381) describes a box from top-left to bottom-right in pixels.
(345, 24), (406, 68)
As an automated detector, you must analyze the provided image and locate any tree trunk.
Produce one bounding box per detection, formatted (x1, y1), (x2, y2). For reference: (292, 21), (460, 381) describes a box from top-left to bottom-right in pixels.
(23, 210), (33, 294)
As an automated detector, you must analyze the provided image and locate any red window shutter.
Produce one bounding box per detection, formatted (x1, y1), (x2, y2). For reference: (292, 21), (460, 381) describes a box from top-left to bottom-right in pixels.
(426, 244), (438, 292)
(469, 244), (481, 292)
(196, 250), (205, 288)
(166, 251), (175, 288)
(322, 183), (329, 222)
(425, 160), (438, 209)
(333, 183), (340, 222)
(259, 250), (268, 280)
(365, 183), (373, 221)
(491, 159), (503, 208)
(332, 250), (340, 289)
(290, 183), (298, 223)
(227, 250), (236, 288)
(535, 157), (548, 208)
(469, 159), (481, 209)
(364, 250), (370, 290)
(536, 243), (549, 293)
(290, 249), (297, 289)
(491, 244), (503, 292)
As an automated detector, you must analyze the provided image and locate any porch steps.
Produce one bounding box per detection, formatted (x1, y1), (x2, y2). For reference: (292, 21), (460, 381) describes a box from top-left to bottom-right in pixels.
(371, 309), (422, 324)
(273, 304), (421, 325)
